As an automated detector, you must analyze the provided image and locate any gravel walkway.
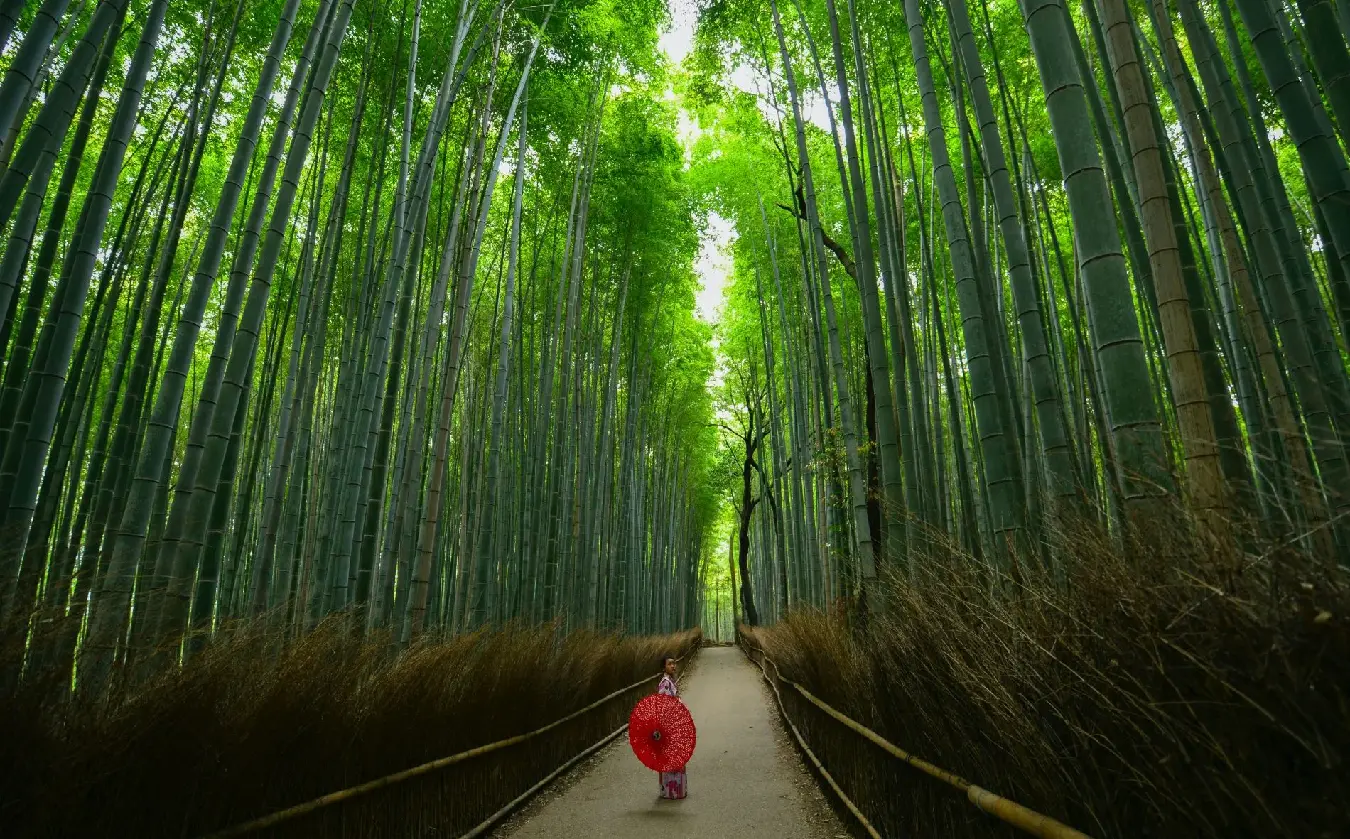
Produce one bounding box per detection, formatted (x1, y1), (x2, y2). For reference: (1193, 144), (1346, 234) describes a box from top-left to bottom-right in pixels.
(497, 646), (847, 839)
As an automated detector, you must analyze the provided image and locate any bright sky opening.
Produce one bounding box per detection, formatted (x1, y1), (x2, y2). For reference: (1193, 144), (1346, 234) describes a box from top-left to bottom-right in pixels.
(660, 0), (733, 328)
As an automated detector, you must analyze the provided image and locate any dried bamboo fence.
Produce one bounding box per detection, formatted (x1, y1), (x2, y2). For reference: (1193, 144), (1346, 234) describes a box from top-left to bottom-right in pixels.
(739, 634), (1093, 839)
(197, 651), (696, 839)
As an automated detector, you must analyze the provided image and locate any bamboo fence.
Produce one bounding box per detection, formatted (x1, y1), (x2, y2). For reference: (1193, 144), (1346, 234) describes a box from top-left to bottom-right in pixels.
(739, 638), (1093, 839)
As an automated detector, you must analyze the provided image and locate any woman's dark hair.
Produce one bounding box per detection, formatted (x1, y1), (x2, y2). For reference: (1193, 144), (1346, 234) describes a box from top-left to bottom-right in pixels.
(660, 655), (675, 669)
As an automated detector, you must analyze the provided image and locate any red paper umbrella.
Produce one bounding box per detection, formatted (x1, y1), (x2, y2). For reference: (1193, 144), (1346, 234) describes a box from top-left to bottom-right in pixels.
(628, 694), (696, 772)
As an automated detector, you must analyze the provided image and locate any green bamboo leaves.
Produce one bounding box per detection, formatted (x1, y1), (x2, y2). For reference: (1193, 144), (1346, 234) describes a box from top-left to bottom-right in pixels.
(7, 0), (1350, 692)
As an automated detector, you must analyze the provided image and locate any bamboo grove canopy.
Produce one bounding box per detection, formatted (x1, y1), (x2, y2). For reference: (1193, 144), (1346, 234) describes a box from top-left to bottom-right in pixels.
(688, 0), (1350, 622)
(0, 0), (719, 692)
(2, 0), (1350, 687)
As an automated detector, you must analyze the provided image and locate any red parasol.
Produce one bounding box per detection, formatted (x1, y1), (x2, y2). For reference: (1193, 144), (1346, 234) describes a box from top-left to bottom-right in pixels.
(628, 693), (696, 772)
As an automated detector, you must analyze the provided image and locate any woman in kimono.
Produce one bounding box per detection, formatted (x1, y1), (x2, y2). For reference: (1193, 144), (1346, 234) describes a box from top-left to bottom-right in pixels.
(656, 656), (687, 800)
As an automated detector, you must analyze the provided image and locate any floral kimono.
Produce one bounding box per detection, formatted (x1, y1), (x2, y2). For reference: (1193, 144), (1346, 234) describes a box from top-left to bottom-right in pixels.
(656, 674), (688, 799)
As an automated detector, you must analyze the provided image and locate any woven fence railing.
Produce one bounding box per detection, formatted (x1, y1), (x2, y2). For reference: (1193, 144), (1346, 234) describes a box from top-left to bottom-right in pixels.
(739, 637), (1094, 839)
(200, 652), (692, 839)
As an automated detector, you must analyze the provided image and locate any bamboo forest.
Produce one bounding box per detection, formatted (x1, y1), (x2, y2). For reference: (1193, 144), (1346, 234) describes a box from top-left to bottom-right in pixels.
(0, 0), (1345, 835)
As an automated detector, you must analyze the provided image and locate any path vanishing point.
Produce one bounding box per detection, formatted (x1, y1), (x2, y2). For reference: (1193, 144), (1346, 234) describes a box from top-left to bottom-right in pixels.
(498, 646), (848, 839)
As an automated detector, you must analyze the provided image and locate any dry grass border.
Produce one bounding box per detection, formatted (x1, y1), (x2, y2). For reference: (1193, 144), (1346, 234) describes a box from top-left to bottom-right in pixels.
(745, 524), (1349, 838)
(0, 619), (700, 837)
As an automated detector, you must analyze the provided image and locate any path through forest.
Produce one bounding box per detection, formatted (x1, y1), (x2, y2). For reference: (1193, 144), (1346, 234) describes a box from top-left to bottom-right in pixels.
(498, 646), (847, 838)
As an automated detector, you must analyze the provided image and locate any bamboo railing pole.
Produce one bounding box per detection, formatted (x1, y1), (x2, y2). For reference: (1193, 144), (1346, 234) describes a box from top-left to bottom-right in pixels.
(456, 659), (694, 838)
(745, 642), (883, 838)
(738, 637), (1093, 839)
(202, 651), (694, 838)
(456, 714), (630, 837)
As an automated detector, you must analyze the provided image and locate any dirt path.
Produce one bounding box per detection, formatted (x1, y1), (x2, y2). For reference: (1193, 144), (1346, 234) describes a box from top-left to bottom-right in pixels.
(497, 646), (846, 839)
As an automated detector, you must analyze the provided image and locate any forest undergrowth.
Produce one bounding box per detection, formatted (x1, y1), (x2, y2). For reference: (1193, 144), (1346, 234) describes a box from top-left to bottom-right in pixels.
(0, 621), (701, 837)
(744, 522), (1348, 839)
